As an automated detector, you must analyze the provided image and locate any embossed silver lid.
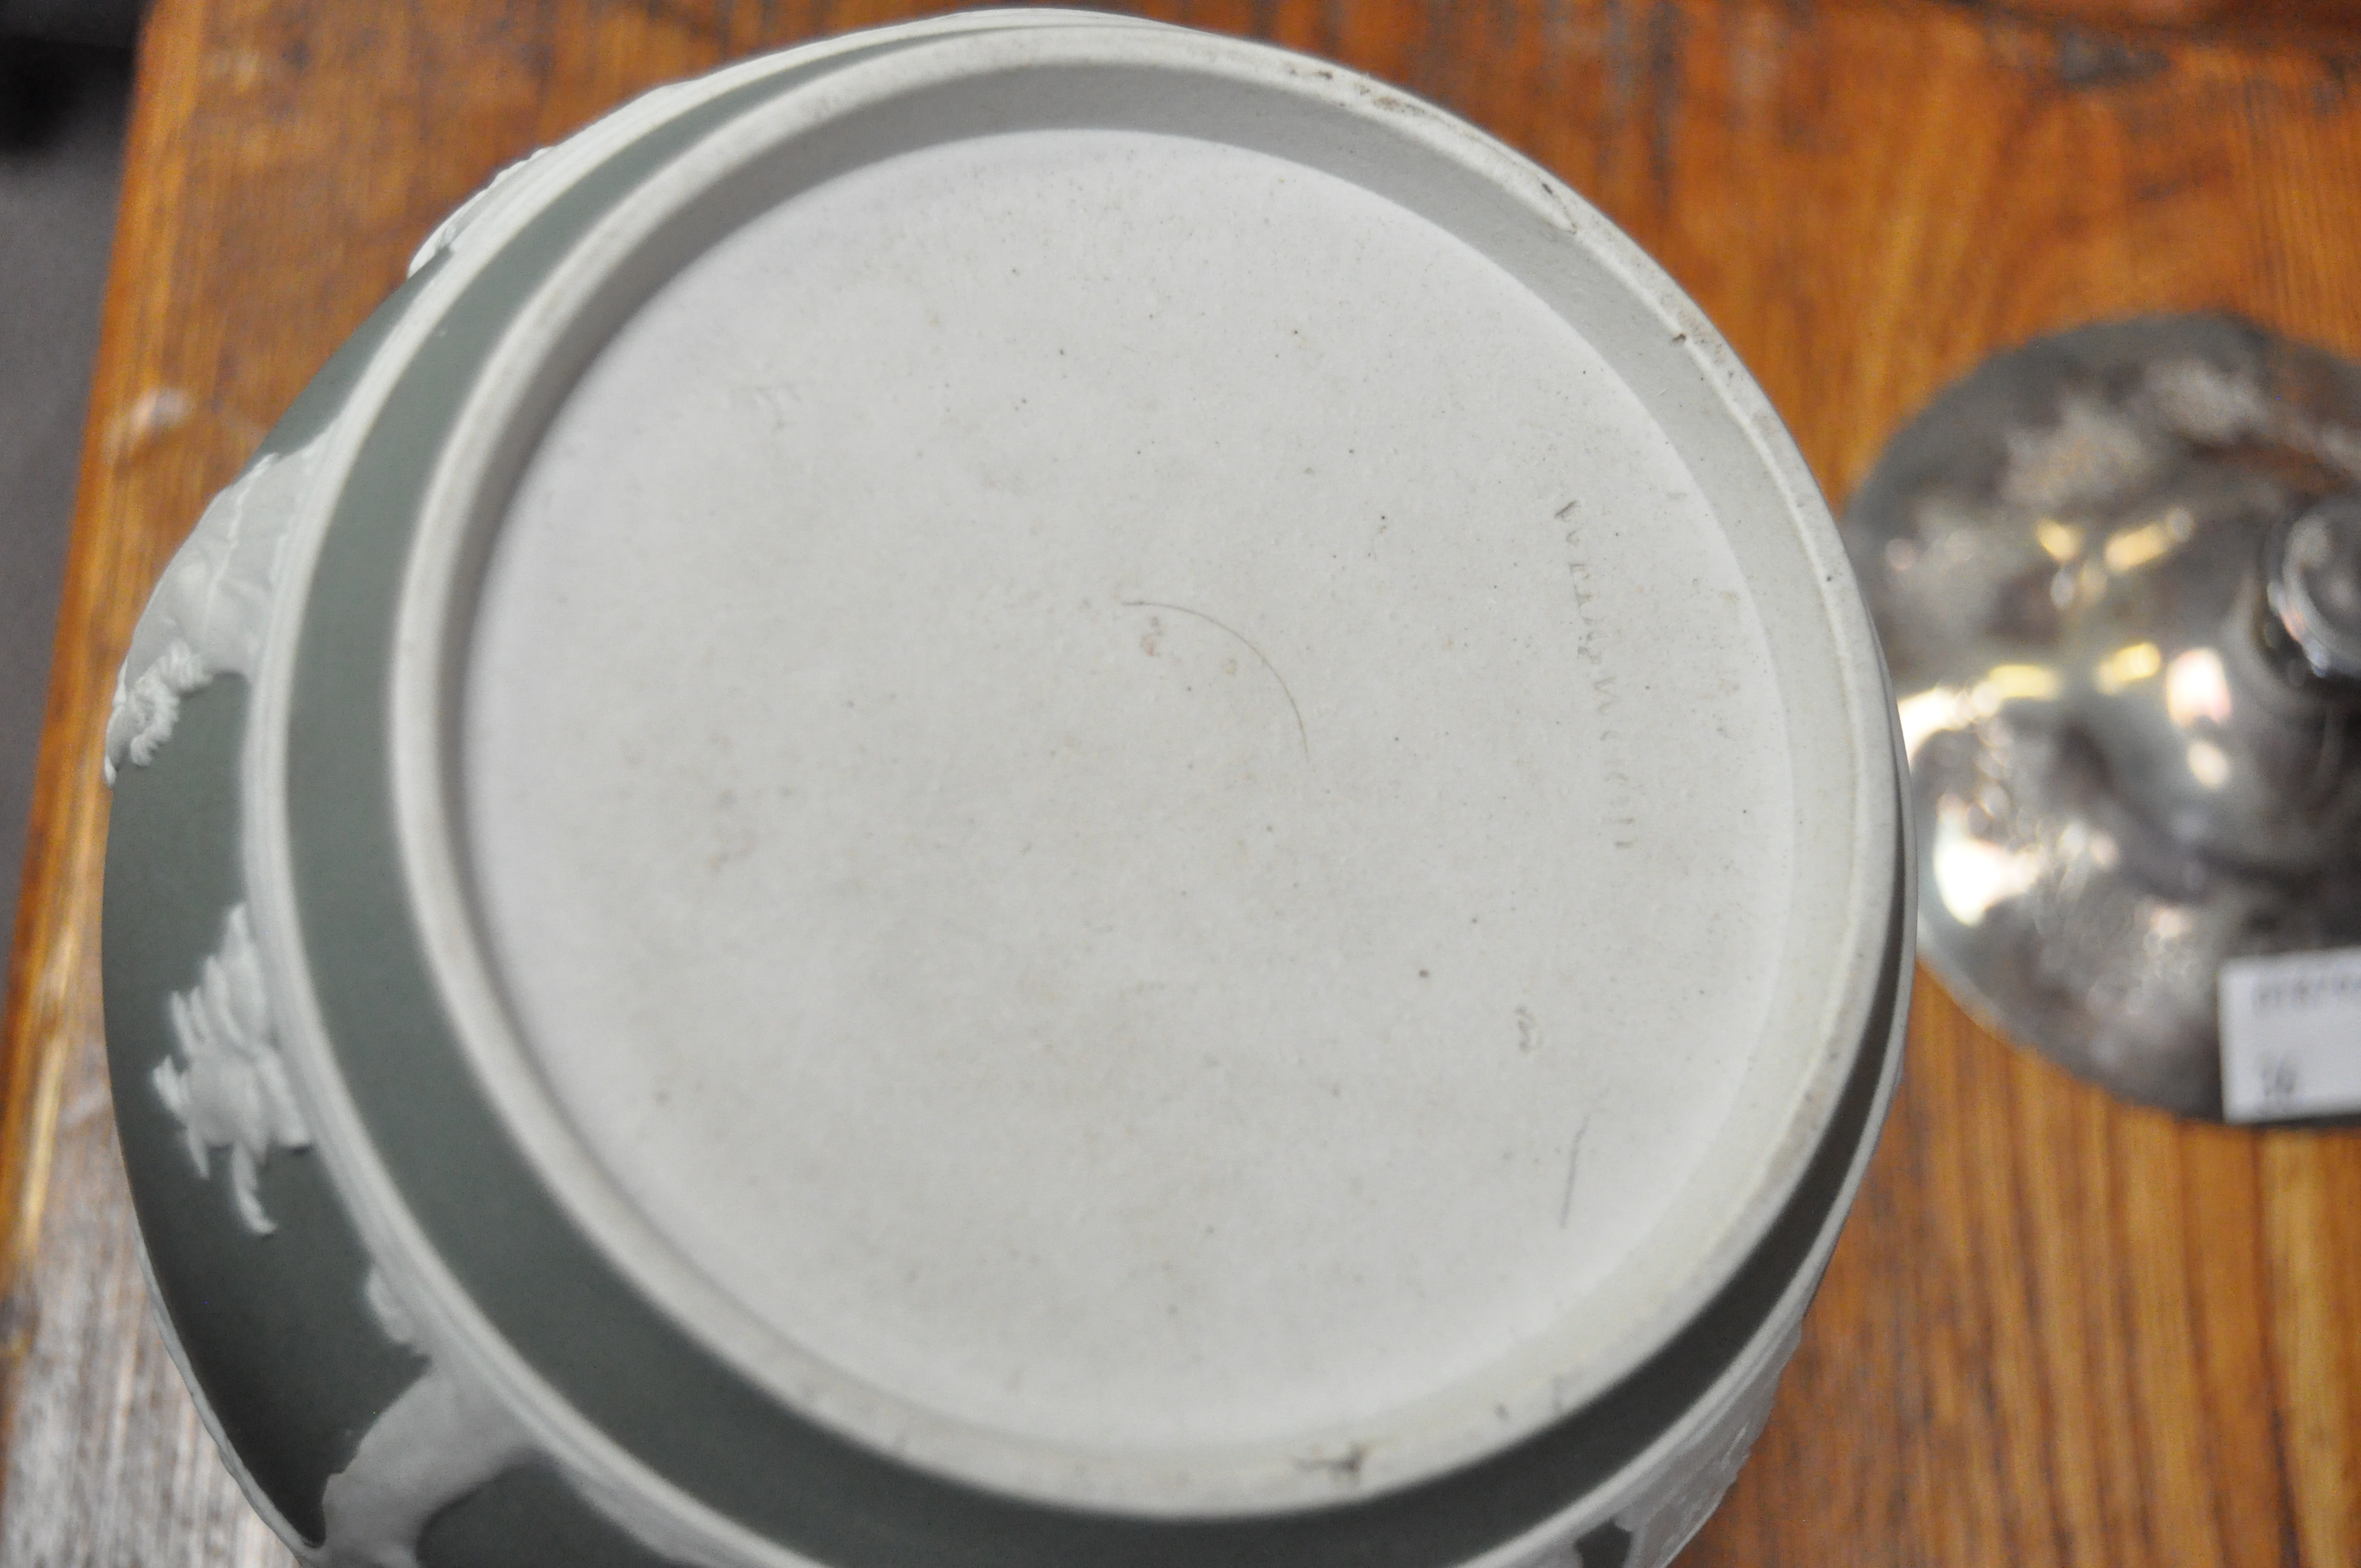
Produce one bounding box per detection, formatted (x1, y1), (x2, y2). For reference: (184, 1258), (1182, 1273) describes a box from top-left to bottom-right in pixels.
(1844, 314), (2361, 1119)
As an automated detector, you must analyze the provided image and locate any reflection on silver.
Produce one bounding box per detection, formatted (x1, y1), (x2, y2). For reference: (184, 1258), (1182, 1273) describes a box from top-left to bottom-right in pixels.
(1843, 316), (2361, 1118)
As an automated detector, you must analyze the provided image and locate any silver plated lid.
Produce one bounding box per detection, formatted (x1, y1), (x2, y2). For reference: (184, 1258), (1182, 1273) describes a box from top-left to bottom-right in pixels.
(1844, 315), (2361, 1119)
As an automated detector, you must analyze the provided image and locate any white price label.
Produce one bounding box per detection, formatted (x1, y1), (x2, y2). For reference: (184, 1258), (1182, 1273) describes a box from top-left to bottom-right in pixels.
(2219, 949), (2361, 1123)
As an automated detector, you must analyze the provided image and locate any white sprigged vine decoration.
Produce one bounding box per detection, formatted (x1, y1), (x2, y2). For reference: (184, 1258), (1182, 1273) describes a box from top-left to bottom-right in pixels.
(153, 903), (313, 1234)
(104, 432), (324, 783)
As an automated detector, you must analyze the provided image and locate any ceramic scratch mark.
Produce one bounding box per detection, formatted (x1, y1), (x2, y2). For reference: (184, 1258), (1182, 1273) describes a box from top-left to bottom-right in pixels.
(1120, 597), (1311, 763)
(154, 904), (312, 1234)
(1557, 1116), (1590, 1229)
(1291, 1440), (1370, 1491)
(105, 431), (326, 782)
(312, 1272), (534, 1568)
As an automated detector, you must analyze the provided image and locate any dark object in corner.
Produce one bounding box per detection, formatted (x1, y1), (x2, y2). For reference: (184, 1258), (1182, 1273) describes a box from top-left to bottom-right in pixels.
(1, 39), (81, 150)
(0, 0), (145, 49)
(0, 0), (140, 151)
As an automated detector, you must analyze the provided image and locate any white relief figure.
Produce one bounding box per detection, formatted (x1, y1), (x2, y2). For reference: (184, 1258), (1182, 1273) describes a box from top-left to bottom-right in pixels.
(153, 903), (313, 1234)
(105, 432), (324, 783)
(312, 1271), (534, 1568)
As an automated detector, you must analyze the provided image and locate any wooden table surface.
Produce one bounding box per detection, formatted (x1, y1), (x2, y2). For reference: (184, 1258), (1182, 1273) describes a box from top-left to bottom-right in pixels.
(4, 1), (2361, 1563)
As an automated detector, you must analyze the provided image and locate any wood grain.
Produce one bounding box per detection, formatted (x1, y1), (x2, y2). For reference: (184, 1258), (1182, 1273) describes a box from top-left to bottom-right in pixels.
(1983, 0), (2361, 34)
(0, 1031), (292, 1567)
(3, 1), (2359, 1563)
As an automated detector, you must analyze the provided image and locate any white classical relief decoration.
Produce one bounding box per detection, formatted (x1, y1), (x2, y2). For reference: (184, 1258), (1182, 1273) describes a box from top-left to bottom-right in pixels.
(105, 432), (324, 783)
(312, 1271), (535, 1568)
(153, 903), (313, 1234)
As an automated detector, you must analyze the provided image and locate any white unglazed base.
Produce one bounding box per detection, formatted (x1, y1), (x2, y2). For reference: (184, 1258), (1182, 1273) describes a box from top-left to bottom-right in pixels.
(467, 127), (1790, 1464)
(314, 15), (1904, 1533)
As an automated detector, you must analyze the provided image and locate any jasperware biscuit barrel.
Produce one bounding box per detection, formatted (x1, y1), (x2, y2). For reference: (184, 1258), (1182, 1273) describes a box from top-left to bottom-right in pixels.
(100, 13), (1911, 1566)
